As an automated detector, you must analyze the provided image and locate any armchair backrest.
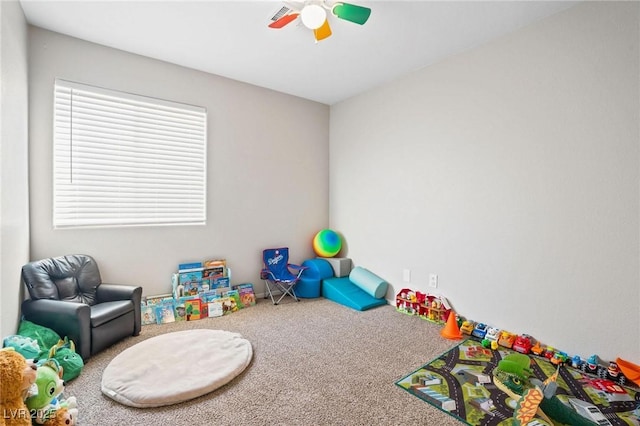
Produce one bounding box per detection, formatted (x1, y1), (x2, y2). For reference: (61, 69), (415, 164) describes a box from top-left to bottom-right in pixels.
(22, 255), (102, 305)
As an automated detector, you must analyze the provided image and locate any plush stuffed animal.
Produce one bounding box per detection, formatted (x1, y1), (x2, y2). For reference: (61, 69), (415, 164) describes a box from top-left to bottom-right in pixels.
(2, 335), (41, 360)
(16, 321), (61, 357)
(48, 339), (83, 382)
(0, 348), (38, 426)
(41, 407), (77, 426)
(15, 323), (83, 383)
(25, 359), (77, 425)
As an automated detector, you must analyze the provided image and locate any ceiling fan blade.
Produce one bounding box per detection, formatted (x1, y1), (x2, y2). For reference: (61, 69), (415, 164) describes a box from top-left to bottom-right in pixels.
(314, 19), (332, 41)
(268, 13), (300, 29)
(332, 2), (371, 25)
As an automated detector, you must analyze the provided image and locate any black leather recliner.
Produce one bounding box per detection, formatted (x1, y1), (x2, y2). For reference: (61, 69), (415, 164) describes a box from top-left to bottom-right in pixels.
(21, 254), (142, 360)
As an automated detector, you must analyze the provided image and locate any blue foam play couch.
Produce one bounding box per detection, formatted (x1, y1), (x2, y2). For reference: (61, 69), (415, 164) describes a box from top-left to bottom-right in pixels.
(322, 267), (388, 311)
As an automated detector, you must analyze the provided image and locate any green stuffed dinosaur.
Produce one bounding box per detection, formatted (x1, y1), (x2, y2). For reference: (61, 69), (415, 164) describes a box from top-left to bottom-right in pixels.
(16, 321), (84, 381)
(2, 334), (41, 360)
(48, 338), (83, 382)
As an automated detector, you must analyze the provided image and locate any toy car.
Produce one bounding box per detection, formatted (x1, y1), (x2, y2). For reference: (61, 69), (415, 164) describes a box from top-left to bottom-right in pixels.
(581, 354), (601, 376)
(543, 346), (555, 360)
(512, 334), (533, 354)
(497, 331), (517, 349)
(531, 341), (544, 356)
(460, 320), (475, 336)
(471, 323), (488, 339)
(485, 327), (501, 342)
(571, 355), (583, 369)
(551, 351), (569, 365)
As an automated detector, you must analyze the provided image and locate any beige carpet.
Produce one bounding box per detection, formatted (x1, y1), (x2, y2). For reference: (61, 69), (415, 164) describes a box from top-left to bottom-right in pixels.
(66, 297), (466, 425)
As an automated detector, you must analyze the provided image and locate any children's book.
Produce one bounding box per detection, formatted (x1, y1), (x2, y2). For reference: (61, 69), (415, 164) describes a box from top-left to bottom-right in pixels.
(141, 304), (157, 325)
(174, 302), (187, 322)
(145, 293), (173, 306)
(185, 298), (202, 321)
(211, 276), (231, 294)
(199, 290), (219, 304)
(179, 271), (203, 296)
(225, 289), (242, 312)
(207, 300), (224, 318)
(203, 259), (226, 278)
(216, 296), (236, 315)
(155, 301), (176, 324)
(177, 294), (197, 302)
(234, 283), (256, 308)
(178, 262), (203, 272)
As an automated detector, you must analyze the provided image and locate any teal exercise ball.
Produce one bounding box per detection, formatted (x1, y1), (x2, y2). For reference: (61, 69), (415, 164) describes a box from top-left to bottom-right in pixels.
(313, 229), (342, 257)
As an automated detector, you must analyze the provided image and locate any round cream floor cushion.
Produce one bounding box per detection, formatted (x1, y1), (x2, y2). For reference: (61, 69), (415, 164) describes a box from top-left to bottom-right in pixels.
(101, 329), (252, 408)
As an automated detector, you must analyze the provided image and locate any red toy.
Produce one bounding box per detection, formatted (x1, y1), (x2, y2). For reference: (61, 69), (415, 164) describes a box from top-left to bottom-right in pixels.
(512, 334), (533, 354)
(395, 289), (452, 324)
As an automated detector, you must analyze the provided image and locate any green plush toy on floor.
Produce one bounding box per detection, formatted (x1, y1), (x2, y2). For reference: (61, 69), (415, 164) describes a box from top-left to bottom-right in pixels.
(26, 358), (78, 425)
(8, 320), (84, 381)
(2, 334), (41, 360)
(48, 338), (83, 382)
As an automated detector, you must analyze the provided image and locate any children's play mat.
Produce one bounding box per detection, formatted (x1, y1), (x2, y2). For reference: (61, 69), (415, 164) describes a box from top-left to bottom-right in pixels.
(396, 338), (640, 426)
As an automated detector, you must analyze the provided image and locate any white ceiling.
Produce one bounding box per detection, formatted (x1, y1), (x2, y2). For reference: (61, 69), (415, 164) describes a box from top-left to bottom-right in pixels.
(19, 1), (578, 105)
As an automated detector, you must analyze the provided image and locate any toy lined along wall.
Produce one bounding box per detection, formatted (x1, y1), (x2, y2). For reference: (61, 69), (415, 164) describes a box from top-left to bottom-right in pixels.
(396, 289), (452, 324)
(396, 286), (640, 390)
(329, 1), (640, 362)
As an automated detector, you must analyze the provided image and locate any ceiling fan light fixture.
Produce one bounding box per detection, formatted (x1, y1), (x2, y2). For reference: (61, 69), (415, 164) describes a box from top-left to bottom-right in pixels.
(300, 4), (327, 30)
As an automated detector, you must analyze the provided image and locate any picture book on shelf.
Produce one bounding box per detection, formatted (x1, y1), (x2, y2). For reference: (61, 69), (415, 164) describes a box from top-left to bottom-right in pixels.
(178, 262), (203, 272)
(225, 290), (242, 312)
(204, 259), (226, 277)
(174, 302), (187, 322)
(207, 300), (224, 318)
(141, 304), (157, 325)
(210, 276), (231, 294)
(179, 271), (203, 296)
(200, 290), (219, 304)
(155, 301), (176, 324)
(145, 293), (173, 306)
(234, 283), (256, 308)
(184, 298), (202, 321)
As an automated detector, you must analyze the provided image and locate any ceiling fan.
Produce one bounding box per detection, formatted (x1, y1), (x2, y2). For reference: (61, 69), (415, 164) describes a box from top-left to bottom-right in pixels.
(268, 1), (372, 42)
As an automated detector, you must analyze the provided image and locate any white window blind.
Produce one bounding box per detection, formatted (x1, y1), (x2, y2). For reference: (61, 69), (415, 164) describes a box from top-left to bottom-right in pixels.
(53, 79), (207, 228)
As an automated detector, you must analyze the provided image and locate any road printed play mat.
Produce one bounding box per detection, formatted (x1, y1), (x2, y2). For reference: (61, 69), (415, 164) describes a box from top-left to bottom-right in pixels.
(396, 338), (640, 425)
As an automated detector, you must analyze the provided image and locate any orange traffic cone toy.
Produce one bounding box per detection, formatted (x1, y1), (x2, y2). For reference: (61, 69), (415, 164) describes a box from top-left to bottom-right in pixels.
(441, 311), (463, 340)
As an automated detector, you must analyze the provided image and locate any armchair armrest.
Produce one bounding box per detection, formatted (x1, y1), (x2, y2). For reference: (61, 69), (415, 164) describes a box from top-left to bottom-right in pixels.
(21, 299), (91, 360)
(97, 283), (142, 303)
(97, 284), (142, 336)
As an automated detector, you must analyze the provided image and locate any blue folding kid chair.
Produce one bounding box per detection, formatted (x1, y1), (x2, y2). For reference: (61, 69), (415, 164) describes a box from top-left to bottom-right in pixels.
(261, 247), (306, 305)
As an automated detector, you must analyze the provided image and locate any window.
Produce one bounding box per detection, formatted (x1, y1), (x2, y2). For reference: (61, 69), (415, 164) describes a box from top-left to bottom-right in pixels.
(53, 79), (207, 228)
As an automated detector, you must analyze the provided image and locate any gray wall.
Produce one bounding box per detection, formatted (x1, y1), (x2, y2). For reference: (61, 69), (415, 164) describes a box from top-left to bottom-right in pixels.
(28, 27), (329, 297)
(330, 1), (639, 361)
(0, 0), (30, 338)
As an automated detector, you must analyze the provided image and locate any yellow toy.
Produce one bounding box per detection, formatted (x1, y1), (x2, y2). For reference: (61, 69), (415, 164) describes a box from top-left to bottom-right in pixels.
(0, 348), (38, 426)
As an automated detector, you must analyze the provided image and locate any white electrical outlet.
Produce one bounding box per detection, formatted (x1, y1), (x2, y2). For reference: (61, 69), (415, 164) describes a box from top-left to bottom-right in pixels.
(402, 269), (411, 283)
(429, 273), (438, 288)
